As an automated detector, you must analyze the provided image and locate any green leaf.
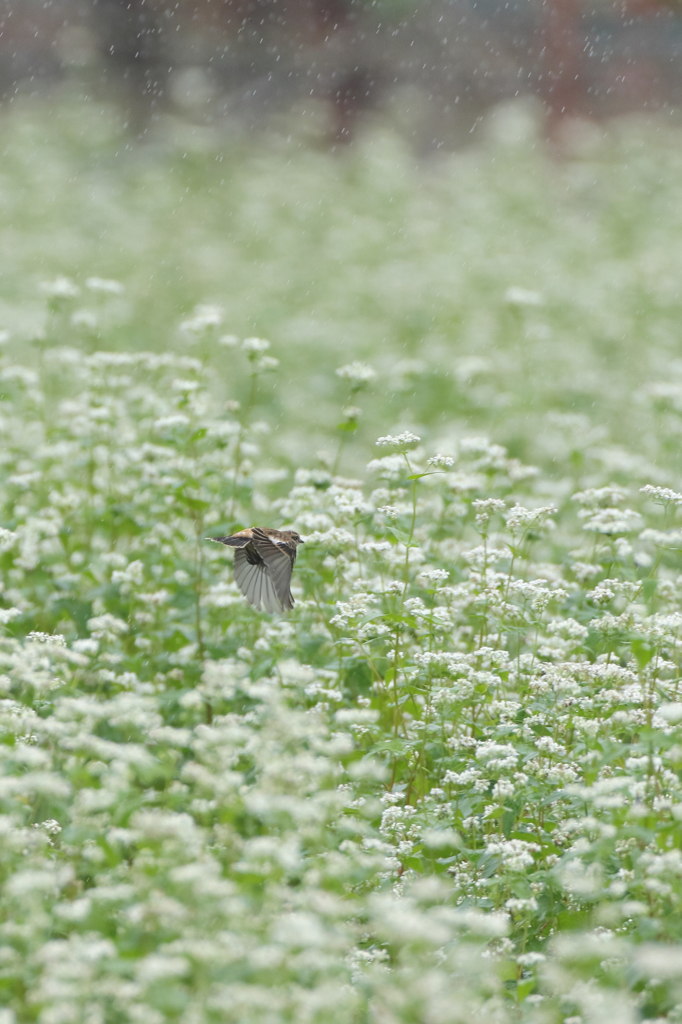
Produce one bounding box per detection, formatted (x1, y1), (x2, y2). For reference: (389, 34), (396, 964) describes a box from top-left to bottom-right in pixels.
(631, 638), (655, 668)
(388, 526), (411, 544)
(517, 979), (536, 1002)
(498, 960), (518, 983)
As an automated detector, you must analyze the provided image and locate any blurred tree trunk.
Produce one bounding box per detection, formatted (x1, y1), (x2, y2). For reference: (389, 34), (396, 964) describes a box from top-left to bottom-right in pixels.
(539, 0), (587, 130)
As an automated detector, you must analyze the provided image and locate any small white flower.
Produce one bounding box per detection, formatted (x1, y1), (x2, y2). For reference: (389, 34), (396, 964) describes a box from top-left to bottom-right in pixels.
(505, 504), (557, 532)
(336, 361), (376, 384)
(86, 277), (124, 294)
(639, 527), (682, 549)
(0, 528), (17, 553)
(72, 638), (99, 656)
(547, 617), (588, 641)
(640, 484), (682, 506)
(492, 779), (515, 802)
(418, 569), (450, 584)
(572, 485), (628, 508)
(180, 304), (223, 335)
(153, 414), (191, 431)
(359, 540), (392, 553)
(26, 631), (66, 646)
(504, 286), (543, 306)
(487, 838), (540, 871)
(112, 560), (144, 587)
(505, 897), (539, 912)
(138, 590), (171, 606)
(377, 505), (400, 520)
(255, 355), (279, 372)
(516, 952), (546, 966)
(87, 613), (129, 639)
(367, 455), (405, 478)
(473, 497), (506, 529)
(572, 561), (600, 582)
(304, 527), (355, 547)
(71, 310), (97, 329)
(241, 336), (270, 354)
(40, 276), (79, 298)
(191, 303), (220, 327)
(376, 432), (421, 448)
(580, 507), (643, 535)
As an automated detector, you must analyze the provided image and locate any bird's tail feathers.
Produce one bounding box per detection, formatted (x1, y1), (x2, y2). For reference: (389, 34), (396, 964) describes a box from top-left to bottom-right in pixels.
(207, 536), (251, 547)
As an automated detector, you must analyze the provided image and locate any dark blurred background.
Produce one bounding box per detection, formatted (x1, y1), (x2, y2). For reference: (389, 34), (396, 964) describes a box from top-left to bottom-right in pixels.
(3, 0), (682, 149)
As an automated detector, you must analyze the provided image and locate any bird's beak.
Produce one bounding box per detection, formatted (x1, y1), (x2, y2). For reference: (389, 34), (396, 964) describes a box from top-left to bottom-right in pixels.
(299, 538), (305, 543)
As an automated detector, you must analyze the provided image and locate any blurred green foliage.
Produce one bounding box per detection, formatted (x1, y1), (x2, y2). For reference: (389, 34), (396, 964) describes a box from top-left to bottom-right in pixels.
(3, 93), (682, 476)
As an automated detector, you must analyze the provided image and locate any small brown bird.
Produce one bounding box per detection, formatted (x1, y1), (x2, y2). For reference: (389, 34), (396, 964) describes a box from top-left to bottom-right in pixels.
(208, 527), (304, 613)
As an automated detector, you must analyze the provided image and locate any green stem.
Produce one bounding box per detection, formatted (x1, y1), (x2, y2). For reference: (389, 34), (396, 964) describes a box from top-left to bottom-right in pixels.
(403, 453), (417, 587)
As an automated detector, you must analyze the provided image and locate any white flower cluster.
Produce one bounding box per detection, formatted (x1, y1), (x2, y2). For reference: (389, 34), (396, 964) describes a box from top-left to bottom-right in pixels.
(179, 303), (224, 336)
(640, 484), (682, 506)
(0, 307), (679, 1021)
(335, 361), (376, 384)
(375, 432), (421, 448)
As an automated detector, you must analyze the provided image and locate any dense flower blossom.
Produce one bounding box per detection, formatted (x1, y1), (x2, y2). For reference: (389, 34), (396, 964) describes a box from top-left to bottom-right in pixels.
(0, 287), (679, 1022)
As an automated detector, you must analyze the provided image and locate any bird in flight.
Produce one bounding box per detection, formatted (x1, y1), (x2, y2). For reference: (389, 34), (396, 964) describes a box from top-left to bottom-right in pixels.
(208, 527), (304, 613)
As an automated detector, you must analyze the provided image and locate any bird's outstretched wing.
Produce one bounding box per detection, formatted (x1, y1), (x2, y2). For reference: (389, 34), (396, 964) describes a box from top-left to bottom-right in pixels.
(209, 529), (297, 612)
(250, 528), (296, 611)
(233, 546), (283, 613)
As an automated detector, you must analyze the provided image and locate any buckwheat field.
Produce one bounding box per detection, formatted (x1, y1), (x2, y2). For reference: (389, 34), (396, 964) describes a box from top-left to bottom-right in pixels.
(4, 96), (682, 1024)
